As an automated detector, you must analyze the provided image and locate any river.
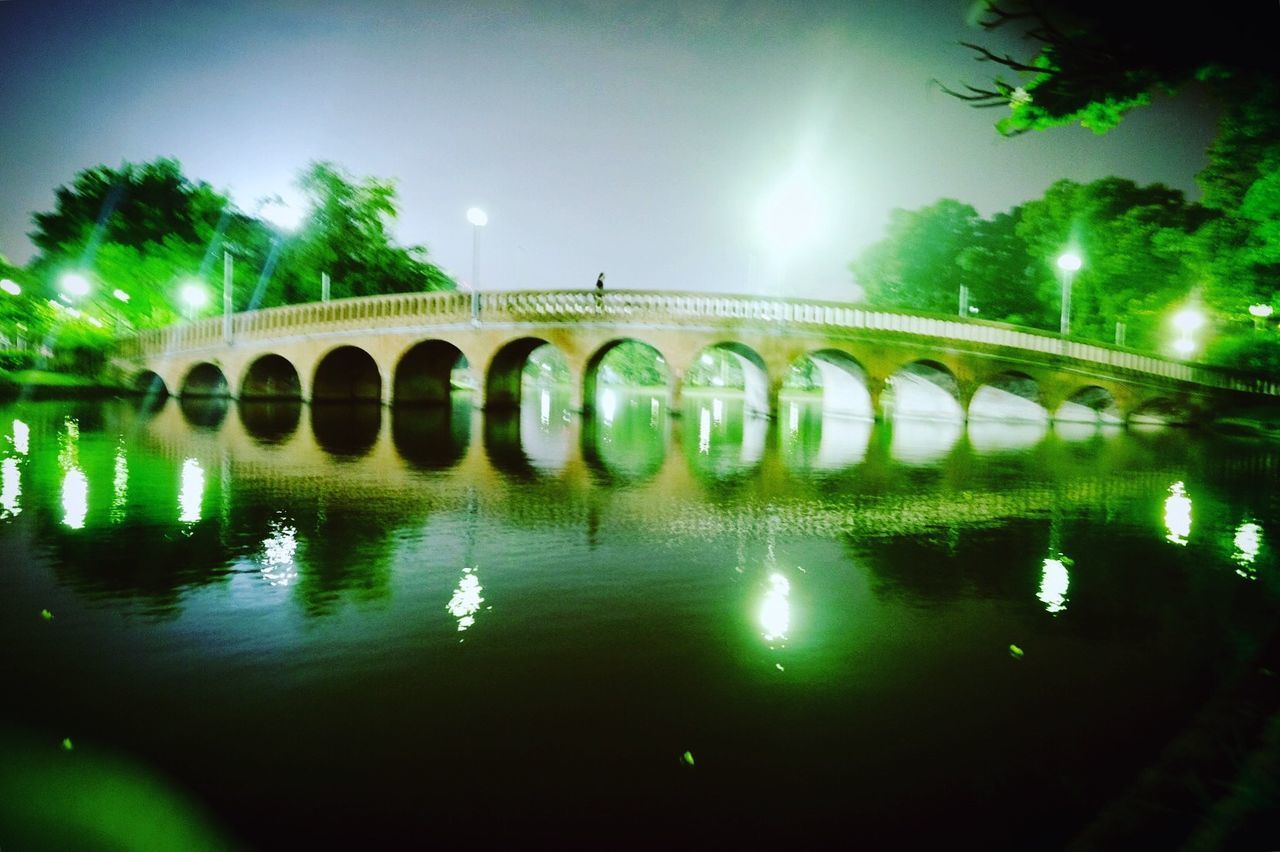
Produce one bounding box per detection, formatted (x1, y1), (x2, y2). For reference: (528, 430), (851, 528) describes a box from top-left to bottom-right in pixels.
(1, 390), (1277, 848)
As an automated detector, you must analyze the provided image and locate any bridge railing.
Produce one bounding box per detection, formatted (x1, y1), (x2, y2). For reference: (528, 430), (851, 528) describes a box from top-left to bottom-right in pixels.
(116, 289), (1280, 397)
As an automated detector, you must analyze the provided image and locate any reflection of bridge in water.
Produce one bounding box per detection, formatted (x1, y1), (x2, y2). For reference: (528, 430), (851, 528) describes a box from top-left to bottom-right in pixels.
(117, 290), (1280, 427)
(144, 394), (1226, 544)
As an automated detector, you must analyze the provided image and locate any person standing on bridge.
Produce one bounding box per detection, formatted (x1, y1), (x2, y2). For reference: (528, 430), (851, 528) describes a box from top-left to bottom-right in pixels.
(594, 272), (605, 309)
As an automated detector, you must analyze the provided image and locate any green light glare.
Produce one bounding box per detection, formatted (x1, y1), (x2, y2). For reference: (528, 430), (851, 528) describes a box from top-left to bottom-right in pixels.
(1037, 557), (1070, 614)
(1, 456), (21, 519)
(760, 572), (791, 643)
(111, 442), (128, 523)
(261, 518), (299, 587)
(1163, 482), (1191, 546)
(178, 458), (204, 524)
(11, 419), (29, 455)
(447, 566), (485, 631)
(1232, 521), (1262, 579)
(61, 468), (88, 529)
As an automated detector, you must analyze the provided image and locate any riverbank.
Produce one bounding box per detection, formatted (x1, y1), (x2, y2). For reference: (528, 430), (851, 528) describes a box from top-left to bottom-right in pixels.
(0, 370), (127, 401)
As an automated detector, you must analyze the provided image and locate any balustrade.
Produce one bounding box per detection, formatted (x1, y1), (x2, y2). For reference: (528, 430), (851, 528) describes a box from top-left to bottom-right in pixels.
(115, 288), (1277, 397)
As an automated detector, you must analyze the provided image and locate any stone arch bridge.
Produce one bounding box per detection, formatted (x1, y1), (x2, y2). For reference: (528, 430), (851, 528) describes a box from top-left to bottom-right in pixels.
(112, 290), (1280, 424)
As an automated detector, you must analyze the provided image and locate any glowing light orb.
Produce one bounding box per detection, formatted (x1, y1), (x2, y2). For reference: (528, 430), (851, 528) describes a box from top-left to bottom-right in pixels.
(1164, 481), (1191, 546)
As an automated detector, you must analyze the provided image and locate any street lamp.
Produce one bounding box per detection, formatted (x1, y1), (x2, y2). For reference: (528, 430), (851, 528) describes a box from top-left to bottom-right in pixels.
(179, 280), (209, 319)
(1171, 304), (1205, 358)
(466, 207), (488, 322)
(1248, 303), (1274, 330)
(0, 279), (19, 297)
(112, 288), (130, 303)
(60, 272), (91, 300)
(1056, 251), (1082, 337)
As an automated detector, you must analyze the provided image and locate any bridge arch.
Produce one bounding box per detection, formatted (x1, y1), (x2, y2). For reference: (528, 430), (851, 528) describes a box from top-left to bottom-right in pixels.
(132, 369), (169, 399)
(486, 337), (574, 412)
(395, 339), (469, 406)
(240, 354), (302, 400)
(683, 341), (769, 417)
(1130, 396), (1197, 427)
(313, 346), (381, 402)
(584, 338), (672, 414)
(180, 362), (229, 398)
(883, 359), (963, 421)
(783, 348), (873, 419)
(1055, 386), (1122, 424)
(969, 370), (1047, 423)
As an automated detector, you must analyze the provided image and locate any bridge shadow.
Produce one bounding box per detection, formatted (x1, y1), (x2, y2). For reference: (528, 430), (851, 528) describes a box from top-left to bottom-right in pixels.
(179, 397), (229, 432)
(310, 402), (382, 458)
(391, 401), (471, 472)
(238, 400), (303, 446)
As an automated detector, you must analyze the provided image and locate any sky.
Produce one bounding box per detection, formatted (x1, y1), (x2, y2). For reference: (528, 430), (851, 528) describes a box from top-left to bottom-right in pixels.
(0, 0), (1220, 299)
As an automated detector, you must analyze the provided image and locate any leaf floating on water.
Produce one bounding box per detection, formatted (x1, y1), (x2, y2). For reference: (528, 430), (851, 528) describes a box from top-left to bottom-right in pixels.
(61, 738), (74, 751)
(681, 750), (695, 767)
(40, 609), (53, 621)
(775, 663), (785, 672)
(1009, 644), (1024, 659)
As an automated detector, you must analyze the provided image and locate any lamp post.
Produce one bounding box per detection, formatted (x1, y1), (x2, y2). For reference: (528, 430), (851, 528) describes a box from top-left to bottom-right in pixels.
(1172, 305), (1205, 358)
(466, 207), (488, 323)
(1056, 251), (1082, 337)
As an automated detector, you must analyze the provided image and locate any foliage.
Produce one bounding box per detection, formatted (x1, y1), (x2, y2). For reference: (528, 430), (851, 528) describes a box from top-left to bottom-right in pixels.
(597, 341), (668, 388)
(0, 350), (37, 372)
(945, 2), (1279, 137)
(849, 176), (1277, 358)
(262, 162), (454, 307)
(18, 158), (455, 375)
(1204, 334), (1280, 375)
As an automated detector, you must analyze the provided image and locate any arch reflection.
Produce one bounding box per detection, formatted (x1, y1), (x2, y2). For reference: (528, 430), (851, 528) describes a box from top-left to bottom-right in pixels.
(311, 402), (381, 457)
(392, 402), (471, 471)
(238, 400), (303, 445)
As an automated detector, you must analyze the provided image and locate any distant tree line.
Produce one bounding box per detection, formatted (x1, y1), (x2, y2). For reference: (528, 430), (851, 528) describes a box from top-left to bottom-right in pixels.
(887, 0), (1280, 373)
(1, 158), (453, 373)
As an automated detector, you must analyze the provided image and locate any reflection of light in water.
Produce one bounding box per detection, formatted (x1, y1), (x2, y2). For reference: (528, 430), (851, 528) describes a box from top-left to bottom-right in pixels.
(539, 389), (551, 427)
(740, 414), (766, 465)
(789, 402), (799, 434)
(890, 418), (962, 465)
(61, 467), (88, 529)
(11, 419), (29, 455)
(447, 566), (485, 631)
(261, 519), (299, 587)
(600, 387), (617, 426)
(1164, 481), (1191, 546)
(111, 444), (128, 522)
(760, 572), (790, 643)
(698, 406), (711, 454)
(58, 417), (79, 470)
(1038, 557), (1070, 614)
(967, 420), (1048, 454)
(1, 457), (21, 518)
(179, 458), (205, 523)
(712, 397), (724, 424)
(1233, 521), (1262, 579)
(650, 397), (660, 427)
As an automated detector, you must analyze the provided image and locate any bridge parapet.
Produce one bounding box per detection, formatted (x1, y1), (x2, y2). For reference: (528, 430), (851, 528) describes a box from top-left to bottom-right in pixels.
(116, 289), (1279, 399)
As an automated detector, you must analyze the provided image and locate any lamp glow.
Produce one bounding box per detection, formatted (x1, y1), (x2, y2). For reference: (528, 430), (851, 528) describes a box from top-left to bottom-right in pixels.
(1172, 307), (1205, 335)
(466, 207), (488, 227)
(1248, 304), (1273, 319)
(0, 279), (19, 296)
(758, 173), (825, 257)
(1056, 252), (1082, 272)
(60, 272), (91, 299)
(180, 281), (209, 312)
(112, 288), (131, 303)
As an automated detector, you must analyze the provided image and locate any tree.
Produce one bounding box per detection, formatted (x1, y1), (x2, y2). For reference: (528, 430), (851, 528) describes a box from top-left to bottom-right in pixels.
(851, 199), (983, 315)
(264, 162), (453, 307)
(944, 2), (1280, 137)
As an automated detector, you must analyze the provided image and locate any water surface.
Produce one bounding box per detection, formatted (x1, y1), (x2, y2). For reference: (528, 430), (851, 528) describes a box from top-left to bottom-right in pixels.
(1, 392), (1277, 847)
